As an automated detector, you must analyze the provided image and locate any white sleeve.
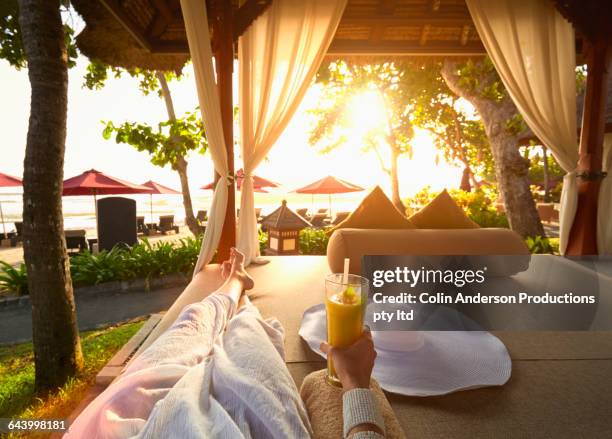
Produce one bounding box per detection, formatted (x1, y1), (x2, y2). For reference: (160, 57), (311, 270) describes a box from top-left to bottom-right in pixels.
(343, 388), (386, 438)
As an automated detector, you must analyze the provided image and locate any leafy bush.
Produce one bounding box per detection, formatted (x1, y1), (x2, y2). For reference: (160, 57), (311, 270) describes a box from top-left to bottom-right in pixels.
(404, 186), (509, 228)
(299, 228), (331, 255)
(0, 262), (28, 296)
(70, 247), (134, 286)
(525, 236), (558, 254)
(0, 236), (204, 294)
(258, 229), (268, 255)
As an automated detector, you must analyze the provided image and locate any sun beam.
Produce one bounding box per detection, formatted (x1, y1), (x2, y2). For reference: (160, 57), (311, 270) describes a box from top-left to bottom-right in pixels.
(346, 89), (388, 134)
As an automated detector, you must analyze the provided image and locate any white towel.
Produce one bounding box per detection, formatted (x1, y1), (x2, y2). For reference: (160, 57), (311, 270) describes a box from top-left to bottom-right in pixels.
(65, 293), (312, 439)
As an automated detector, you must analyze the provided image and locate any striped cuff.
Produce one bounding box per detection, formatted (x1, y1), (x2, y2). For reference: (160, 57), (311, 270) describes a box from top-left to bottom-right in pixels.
(343, 388), (385, 438)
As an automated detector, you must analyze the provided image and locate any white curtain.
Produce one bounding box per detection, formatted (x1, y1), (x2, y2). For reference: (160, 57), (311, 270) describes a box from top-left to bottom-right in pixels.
(466, 0), (579, 254)
(598, 134), (612, 254)
(181, 0), (230, 276)
(236, 0), (347, 265)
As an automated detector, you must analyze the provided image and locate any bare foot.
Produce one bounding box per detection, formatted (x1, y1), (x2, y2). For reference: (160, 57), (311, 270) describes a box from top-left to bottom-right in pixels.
(221, 248), (255, 291)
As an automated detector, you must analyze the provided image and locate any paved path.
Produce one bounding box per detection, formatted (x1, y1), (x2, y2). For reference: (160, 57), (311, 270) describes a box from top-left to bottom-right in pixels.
(0, 286), (184, 345)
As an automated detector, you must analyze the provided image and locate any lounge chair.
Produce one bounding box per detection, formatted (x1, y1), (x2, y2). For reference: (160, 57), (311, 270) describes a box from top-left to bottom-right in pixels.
(158, 215), (180, 234)
(296, 208), (309, 219)
(196, 210), (208, 224)
(309, 213), (329, 228)
(330, 211), (349, 226)
(316, 208), (329, 216)
(136, 216), (150, 236)
(65, 229), (88, 253)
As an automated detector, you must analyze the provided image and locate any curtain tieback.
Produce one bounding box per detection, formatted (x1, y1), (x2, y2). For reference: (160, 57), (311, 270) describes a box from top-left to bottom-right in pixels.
(576, 170), (608, 181)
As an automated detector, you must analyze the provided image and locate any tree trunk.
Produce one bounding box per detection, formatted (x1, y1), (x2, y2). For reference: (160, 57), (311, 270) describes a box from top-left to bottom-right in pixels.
(18, 0), (83, 392)
(174, 157), (201, 235)
(542, 146), (550, 202)
(389, 146), (405, 213)
(156, 72), (200, 236)
(441, 60), (544, 238)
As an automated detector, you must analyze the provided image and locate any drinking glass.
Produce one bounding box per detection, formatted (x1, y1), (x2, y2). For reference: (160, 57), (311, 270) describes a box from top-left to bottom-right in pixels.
(325, 273), (369, 387)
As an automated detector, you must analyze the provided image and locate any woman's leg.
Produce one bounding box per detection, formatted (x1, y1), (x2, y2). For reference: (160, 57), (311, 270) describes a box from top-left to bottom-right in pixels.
(124, 248), (254, 374)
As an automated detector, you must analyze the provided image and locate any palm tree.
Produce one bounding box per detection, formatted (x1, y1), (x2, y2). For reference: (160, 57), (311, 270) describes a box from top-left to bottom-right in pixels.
(18, 0), (83, 392)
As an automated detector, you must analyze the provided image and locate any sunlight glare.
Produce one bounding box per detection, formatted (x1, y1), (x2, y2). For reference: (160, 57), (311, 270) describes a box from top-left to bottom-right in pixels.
(347, 89), (388, 134)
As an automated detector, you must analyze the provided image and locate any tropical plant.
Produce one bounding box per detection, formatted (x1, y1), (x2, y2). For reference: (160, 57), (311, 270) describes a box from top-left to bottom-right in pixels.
(0, 261), (28, 296)
(258, 229), (268, 255)
(299, 228), (331, 255)
(525, 236), (556, 254)
(404, 186), (509, 228)
(70, 248), (134, 286)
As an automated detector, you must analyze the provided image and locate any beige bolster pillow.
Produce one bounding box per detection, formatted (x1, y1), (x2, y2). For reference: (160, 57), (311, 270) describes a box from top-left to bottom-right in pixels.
(327, 228), (530, 276)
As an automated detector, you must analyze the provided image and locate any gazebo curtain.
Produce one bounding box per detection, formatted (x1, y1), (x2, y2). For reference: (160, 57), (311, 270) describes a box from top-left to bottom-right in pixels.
(599, 134), (612, 254)
(466, 0), (580, 254)
(181, 0), (230, 275)
(236, 0), (347, 265)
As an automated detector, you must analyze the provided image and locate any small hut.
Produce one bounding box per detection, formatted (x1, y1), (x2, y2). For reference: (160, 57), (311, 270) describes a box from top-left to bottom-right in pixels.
(260, 200), (311, 255)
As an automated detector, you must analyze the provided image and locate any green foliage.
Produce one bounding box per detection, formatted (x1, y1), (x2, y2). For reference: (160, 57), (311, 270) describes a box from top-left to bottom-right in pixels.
(0, 262), (28, 296)
(0, 0), (77, 69)
(457, 58), (506, 103)
(70, 247), (133, 286)
(505, 113), (528, 136)
(525, 236), (558, 254)
(83, 60), (179, 96)
(0, 237), (203, 293)
(102, 110), (207, 169)
(70, 237), (201, 287)
(405, 186), (509, 228)
(258, 229), (268, 255)
(299, 228), (331, 255)
(0, 0), (24, 68)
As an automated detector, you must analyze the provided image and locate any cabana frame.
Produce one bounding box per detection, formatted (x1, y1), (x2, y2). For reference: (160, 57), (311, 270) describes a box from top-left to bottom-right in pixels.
(70, 0), (612, 257)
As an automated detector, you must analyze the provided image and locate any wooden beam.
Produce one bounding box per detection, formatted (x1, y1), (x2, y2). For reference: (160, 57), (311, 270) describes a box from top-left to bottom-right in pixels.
(151, 40), (189, 54)
(566, 39), (611, 255)
(233, 0), (272, 40)
(213, 0), (236, 262)
(419, 24), (431, 46)
(327, 40), (486, 56)
(340, 14), (472, 27)
(147, 0), (176, 38)
(98, 0), (153, 52)
(460, 25), (470, 46)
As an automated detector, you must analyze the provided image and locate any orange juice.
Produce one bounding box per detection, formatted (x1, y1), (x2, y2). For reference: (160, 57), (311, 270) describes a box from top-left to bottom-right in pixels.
(326, 289), (364, 385)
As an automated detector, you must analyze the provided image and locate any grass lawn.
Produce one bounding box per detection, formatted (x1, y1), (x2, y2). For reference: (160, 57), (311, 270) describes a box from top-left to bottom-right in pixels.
(0, 319), (145, 437)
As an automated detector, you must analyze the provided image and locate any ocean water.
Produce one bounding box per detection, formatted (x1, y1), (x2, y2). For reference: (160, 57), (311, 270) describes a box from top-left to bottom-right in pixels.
(0, 190), (365, 236)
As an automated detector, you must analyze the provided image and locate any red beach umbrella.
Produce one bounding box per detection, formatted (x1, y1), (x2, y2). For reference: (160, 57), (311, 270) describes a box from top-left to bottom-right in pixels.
(293, 175), (364, 194)
(63, 169), (153, 236)
(141, 180), (181, 223)
(201, 168), (280, 192)
(293, 175), (364, 215)
(0, 172), (22, 239)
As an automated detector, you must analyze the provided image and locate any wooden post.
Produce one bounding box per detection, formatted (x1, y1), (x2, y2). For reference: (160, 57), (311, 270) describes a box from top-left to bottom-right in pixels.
(213, 0), (236, 262)
(566, 39), (611, 255)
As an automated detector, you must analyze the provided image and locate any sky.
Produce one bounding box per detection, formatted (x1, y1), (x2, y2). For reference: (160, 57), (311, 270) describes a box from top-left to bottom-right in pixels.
(0, 54), (463, 201)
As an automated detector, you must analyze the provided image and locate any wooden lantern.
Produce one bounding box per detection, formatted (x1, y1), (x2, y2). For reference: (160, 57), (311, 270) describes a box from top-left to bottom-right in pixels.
(261, 200), (311, 255)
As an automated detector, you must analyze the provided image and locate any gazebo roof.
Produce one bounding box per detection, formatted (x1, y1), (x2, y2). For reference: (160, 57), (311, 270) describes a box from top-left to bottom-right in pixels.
(71, 0), (492, 72)
(261, 200), (311, 231)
